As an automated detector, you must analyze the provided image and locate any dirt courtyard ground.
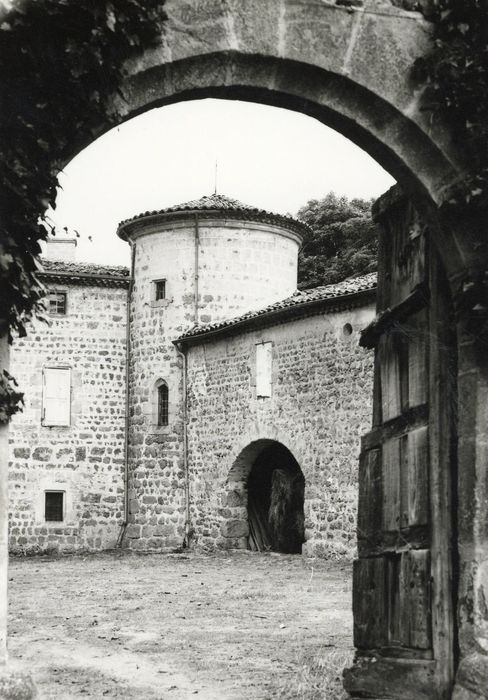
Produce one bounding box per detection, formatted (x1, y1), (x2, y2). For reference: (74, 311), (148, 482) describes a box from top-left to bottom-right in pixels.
(8, 551), (353, 699)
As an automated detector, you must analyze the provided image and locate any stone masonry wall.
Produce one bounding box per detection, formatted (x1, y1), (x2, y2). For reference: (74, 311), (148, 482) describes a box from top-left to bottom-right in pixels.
(8, 283), (128, 554)
(186, 303), (375, 559)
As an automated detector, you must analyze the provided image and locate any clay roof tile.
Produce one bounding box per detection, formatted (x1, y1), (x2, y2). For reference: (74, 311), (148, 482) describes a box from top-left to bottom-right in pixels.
(177, 272), (377, 343)
(117, 193), (310, 239)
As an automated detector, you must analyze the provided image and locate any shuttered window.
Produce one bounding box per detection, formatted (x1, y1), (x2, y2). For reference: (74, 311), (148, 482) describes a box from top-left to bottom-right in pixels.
(45, 491), (64, 522)
(256, 342), (272, 398)
(42, 367), (71, 427)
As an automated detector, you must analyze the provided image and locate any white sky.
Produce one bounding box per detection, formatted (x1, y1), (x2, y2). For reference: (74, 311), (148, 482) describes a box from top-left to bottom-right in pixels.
(46, 98), (395, 266)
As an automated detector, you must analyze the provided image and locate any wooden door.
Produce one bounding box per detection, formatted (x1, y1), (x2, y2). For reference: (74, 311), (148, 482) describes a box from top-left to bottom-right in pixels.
(346, 189), (457, 699)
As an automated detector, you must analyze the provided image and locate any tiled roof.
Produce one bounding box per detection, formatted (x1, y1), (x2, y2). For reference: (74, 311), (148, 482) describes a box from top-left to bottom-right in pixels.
(117, 193), (310, 239)
(38, 258), (130, 288)
(177, 272), (377, 344)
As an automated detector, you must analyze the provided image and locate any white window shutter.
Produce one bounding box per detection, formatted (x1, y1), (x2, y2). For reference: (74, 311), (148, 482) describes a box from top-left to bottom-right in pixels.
(42, 368), (71, 426)
(256, 342), (272, 397)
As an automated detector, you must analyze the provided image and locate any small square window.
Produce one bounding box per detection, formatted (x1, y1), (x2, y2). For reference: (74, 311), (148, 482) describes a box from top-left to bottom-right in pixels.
(48, 292), (67, 315)
(155, 280), (166, 301)
(45, 491), (64, 522)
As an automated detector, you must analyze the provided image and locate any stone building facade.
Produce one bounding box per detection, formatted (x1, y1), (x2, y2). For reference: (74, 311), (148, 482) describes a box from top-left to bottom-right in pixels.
(8, 250), (129, 553)
(8, 195), (375, 558)
(180, 278), (376, 559)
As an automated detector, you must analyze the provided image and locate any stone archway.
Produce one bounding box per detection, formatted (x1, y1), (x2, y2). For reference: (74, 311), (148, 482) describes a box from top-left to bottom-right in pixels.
(221, 439), (305, 554)
(59, 1), (481, 288)
(5, 2), (488, 698)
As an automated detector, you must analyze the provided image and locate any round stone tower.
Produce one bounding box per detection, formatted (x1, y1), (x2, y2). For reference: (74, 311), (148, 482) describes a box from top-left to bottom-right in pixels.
(117, 194), (308, 551)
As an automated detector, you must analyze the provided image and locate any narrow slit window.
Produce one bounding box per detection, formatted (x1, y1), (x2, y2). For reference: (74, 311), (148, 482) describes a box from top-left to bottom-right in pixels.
(157, 383), (169, 426)
(48, 291), (67, 315)
(155, 280), (166, 301)
(45, 491), (64, 522)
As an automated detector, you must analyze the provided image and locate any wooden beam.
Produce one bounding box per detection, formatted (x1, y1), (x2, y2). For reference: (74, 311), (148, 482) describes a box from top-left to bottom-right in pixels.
(428, 251), (456, 696)
(360, 283), (430, 350)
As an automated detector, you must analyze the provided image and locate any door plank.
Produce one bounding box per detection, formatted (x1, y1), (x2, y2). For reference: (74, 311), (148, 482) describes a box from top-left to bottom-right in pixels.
(358, 448), (382, 540)
(408, 310), (428, 408)
(382, 438), (401, 532)
(353, 557), (386, 649)
(379, 333), (401, 421)
(400, 550), (432, 649)
(407, 426), (429, 527)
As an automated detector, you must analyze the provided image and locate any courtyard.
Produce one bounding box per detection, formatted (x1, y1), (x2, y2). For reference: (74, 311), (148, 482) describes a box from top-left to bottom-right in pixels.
(7, 550), (352, 699)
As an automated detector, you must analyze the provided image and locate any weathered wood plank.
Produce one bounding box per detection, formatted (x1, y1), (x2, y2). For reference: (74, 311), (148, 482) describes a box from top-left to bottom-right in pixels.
(407, 310), (428, 408)
(407, 426), (429, 527)
(358, 448), (382, 539)
(353, 557), (386, 649)
(391, 202), (427, 307)
(405, 206), (427, 295)
(400, 550), (432, 650)
(399, 434), (409, 529)
(428, 247), (455, 690)
(372, 349), (383, 427)
(379, 333), (402, 422)
(399, 332), (410, 414)
(386, 554), (401, 646)
(382, 438), (401, 532)
(409, 549), (432, 649)
(390, 201), (410, 306)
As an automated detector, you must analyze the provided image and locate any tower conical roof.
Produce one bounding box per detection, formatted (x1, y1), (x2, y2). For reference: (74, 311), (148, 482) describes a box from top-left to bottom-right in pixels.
(117, 193), (310, 240)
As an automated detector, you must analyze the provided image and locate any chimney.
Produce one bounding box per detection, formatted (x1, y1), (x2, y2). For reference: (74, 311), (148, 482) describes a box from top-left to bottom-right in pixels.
(44, 238), (77, 262)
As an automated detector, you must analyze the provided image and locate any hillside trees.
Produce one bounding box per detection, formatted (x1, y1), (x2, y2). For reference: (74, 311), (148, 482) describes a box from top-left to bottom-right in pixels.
(296, 192), (379, 289)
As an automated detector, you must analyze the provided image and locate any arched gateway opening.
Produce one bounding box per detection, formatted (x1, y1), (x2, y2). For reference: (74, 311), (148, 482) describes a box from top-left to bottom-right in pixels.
(224, 440), (305, 555)
(248, 443), (304, 554)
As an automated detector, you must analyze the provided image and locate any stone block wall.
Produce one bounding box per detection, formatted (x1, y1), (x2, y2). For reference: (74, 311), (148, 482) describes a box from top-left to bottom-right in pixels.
(8, 283), (128, 554)
(185, 303), (375, 559)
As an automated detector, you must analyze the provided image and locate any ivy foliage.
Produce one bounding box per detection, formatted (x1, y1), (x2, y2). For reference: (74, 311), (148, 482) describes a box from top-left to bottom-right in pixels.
(414, 0), (488, 208)
(0, 0), (167, 421)
(0, 370), (23, 425)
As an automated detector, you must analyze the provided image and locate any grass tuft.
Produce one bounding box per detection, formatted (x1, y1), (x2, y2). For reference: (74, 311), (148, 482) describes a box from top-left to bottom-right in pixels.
(274, 646), (353, 700)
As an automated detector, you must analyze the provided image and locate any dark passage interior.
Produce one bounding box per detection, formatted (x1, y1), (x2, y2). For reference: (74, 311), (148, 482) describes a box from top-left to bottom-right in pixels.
(247, 443), (305, 554)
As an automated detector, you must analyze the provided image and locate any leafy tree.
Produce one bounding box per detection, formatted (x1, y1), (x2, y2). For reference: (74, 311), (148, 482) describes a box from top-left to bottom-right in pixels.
(414, 0), (488, 209)
(296, 192), (379, 289)
(0, 0), (168, 421)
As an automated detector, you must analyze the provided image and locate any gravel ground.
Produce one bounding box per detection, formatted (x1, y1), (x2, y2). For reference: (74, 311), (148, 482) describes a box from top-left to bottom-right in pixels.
(7, 550), (353, 699)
